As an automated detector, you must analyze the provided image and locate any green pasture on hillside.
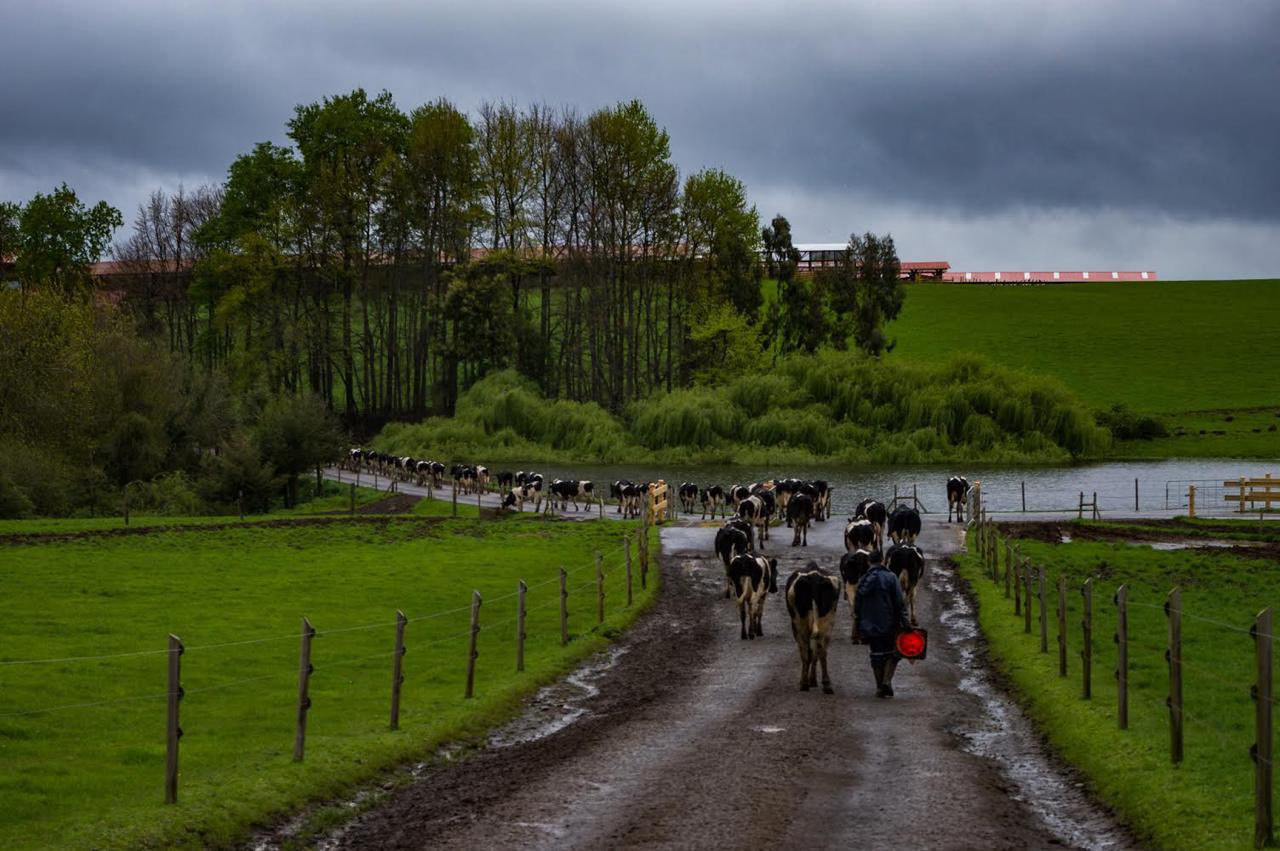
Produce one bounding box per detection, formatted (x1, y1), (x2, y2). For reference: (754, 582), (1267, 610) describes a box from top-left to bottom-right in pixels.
(891, 280), (1280, 414)
(958, 522), (1280, 850)
(0, 515), (654, 849)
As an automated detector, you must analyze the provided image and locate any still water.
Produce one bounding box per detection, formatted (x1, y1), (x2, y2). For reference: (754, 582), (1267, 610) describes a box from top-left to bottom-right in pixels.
(520, 458), (1279, 517)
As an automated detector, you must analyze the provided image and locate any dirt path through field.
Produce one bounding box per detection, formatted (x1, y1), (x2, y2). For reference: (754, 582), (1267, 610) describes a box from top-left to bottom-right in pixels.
(329, 517), (1135, 850)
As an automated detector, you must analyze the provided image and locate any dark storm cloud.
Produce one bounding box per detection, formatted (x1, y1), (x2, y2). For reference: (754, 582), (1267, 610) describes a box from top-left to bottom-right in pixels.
(1, 0), (1277, 276)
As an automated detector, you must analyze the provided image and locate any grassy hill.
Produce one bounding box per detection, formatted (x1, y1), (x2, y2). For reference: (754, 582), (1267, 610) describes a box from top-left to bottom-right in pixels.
(890, 280), (1280, 413)
(888, 280), (1280, 457)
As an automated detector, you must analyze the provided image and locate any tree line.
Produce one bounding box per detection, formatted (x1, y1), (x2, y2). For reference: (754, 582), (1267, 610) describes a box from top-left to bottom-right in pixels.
(3, 91), (903, 424)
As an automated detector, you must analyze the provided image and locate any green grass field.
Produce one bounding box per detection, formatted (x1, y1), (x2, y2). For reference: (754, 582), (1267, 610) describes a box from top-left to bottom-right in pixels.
(958, 522), (1280, 849)
(0, 514), (654, 849)
(891, 280), (1280, 414)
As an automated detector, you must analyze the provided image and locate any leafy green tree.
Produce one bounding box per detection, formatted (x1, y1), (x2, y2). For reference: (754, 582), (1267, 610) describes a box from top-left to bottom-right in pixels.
(761, 214), (801, 354)
(823, 231), (904, 355)
(0, 200), (19, 269)
(682, 169), (762, 318)
(254, 393), (343, 507)
(0, 473), (34, 519)
(14, 184), (122, 294)
(101, 411), (167, 485)
(200, 432), (277, 512)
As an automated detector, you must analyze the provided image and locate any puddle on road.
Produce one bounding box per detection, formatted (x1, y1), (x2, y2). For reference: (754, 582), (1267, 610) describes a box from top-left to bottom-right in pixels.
(1145, 539), (1261, 551)
(933, 562), (1134, 851)
(489, 646), (629, 748)
(752, 725), (785, 734)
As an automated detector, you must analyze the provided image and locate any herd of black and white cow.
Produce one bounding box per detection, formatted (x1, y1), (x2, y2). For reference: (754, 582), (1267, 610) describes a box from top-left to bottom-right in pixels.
(711, 475), (972, 694)
(344, 448), (976, 694)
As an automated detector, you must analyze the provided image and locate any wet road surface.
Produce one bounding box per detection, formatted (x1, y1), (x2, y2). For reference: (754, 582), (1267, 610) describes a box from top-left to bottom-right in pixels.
(330, 516), (1135, 850)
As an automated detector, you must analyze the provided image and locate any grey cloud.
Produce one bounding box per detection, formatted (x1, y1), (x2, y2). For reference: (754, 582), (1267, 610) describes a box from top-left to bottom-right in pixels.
(0, 0), (1276, 276)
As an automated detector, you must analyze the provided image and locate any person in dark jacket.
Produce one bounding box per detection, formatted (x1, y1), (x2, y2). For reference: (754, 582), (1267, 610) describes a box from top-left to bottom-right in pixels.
(853, 549), (910, 697)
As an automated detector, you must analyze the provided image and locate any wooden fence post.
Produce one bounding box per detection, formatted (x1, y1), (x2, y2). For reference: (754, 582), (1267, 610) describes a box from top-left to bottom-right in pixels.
(625, 537), (633, 606)
(559, 568), (569, 646)
(1023, 560), (1033, 635)
(390, 610), (406, 730)
(1057, 576), (1068, 676)
(1189, 484), (1197, 518)
(1254, 607), (1275, 848)
(1022, 480), (1026, 512)
(477, 486), (482, 515)
(639, 526), (649, 590)
(516, 581), (527, 673)
(1078, 491), (1084, 521)
(596, 553), (605, 625)
(464, 591), (481, 699)
(1004, 539), (1012, 598)
(1093, 491), (1100, 521)
(294, 617), (315, 762)
(1014, 558), (1023, 617)
(1135, 478), (1140, 513)
(1166, 586), (1184, 764)
(165, 634), (183, 804)
(123, 487), (130, 527)
(1116, 584), (1129, 729)
(349, 482), (356, 515)
(1038, 565), (1048, 653)
(1081, 580), (1093, 699)
(239, 488), (245, 521)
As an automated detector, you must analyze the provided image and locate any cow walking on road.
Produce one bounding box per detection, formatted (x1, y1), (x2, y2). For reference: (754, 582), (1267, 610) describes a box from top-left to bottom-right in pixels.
(785, 564), (841, 694)
(787, 493), (815, 546)
(947, 476), (971, 523)
(728, 553), (778, 639)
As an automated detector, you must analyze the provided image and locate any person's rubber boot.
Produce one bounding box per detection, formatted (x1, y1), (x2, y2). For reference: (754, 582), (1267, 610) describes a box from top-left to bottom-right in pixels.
(882, 658), (899, 698)
(872, 662), (888, 698)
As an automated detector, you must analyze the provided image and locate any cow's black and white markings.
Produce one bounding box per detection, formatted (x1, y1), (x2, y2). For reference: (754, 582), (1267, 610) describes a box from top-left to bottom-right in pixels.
(728, 553), (779, 640)
(855, 499), (887, 552)
(714, 519), (754, 598)
(844, 517), (875, 553)
(838, 549), (873, 641)
(787, 493), (815, 547)
(889, 505), (922, 545)
(785, 564), (842, 693)
(947, 476), (971, 523)
(496, 471), (515, 491)
(700, 485), (725, 519)
(678, 482), (698, 514)
(738, 494), (770, 547)
(887, 544), (926, 626)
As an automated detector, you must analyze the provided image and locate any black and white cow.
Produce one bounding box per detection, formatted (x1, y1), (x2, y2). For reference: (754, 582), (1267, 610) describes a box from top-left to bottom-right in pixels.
(501, 485), (536, 512)
(838, 549), (874, 642)
(785, 564), (842, 693)
(620, 482), (644, 519)
(844, 517), (875, 553)
(788, 493), (815, 547)
(774, 479), (800, 525)
(888, 505), (922, 545)
(496, 471), (514, 492)
(888, 544), (926, 626)
(678, 482), (699, 514)
(700, 485), (726, 519)
(729, 484), (752, 511)
(610, 479), (630, 512)
(549, 479), (593, 511)
(738, 494), (771, 547)
(855, 498), (887, 552)
(714, 518), (755, 598)
(728, 553), (779, 639)
(812, 480), (831, 522)
(947, 476), (971, 523)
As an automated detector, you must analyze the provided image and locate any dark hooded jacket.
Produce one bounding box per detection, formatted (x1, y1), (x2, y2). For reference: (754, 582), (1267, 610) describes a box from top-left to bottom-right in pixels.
(854, 563), (909, 639)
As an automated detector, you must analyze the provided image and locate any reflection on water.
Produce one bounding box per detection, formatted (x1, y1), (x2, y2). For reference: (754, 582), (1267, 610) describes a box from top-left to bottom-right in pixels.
(519, 458), (1279, 517)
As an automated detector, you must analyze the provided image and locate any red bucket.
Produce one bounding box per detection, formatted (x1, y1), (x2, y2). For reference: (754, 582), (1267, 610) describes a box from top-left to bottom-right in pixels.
(896, 628), (928, 660)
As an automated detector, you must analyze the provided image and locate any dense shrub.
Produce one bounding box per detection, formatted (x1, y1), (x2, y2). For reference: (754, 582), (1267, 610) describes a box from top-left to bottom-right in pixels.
(376, 352), (1112, 464)
(1097, 404), (1169, 441)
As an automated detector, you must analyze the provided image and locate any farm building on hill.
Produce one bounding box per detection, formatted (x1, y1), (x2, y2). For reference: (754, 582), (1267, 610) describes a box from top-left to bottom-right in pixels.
(793, 244), (950, 279)
(941, 270), (1157, 283)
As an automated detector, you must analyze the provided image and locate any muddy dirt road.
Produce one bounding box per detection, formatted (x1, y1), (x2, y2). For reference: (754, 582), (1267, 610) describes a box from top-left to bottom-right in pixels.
(331, 517), (1134, 850)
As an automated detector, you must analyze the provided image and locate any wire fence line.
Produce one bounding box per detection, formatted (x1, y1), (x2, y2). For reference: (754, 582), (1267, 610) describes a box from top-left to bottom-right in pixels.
(0, 520), (653, 817)
(967, 496), (1278, 848)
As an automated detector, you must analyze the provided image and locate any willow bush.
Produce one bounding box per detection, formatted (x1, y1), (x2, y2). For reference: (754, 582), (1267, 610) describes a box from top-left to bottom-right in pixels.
(375, 354), (1112, 465)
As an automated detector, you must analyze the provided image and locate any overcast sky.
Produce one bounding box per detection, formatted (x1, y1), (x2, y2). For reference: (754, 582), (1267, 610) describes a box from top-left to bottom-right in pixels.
(2, 0), (1277, 278)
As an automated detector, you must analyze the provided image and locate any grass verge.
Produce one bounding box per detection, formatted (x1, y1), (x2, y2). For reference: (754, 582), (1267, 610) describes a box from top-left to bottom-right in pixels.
(0, 514), (657, 849)
(957, 525), (1278, 850)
